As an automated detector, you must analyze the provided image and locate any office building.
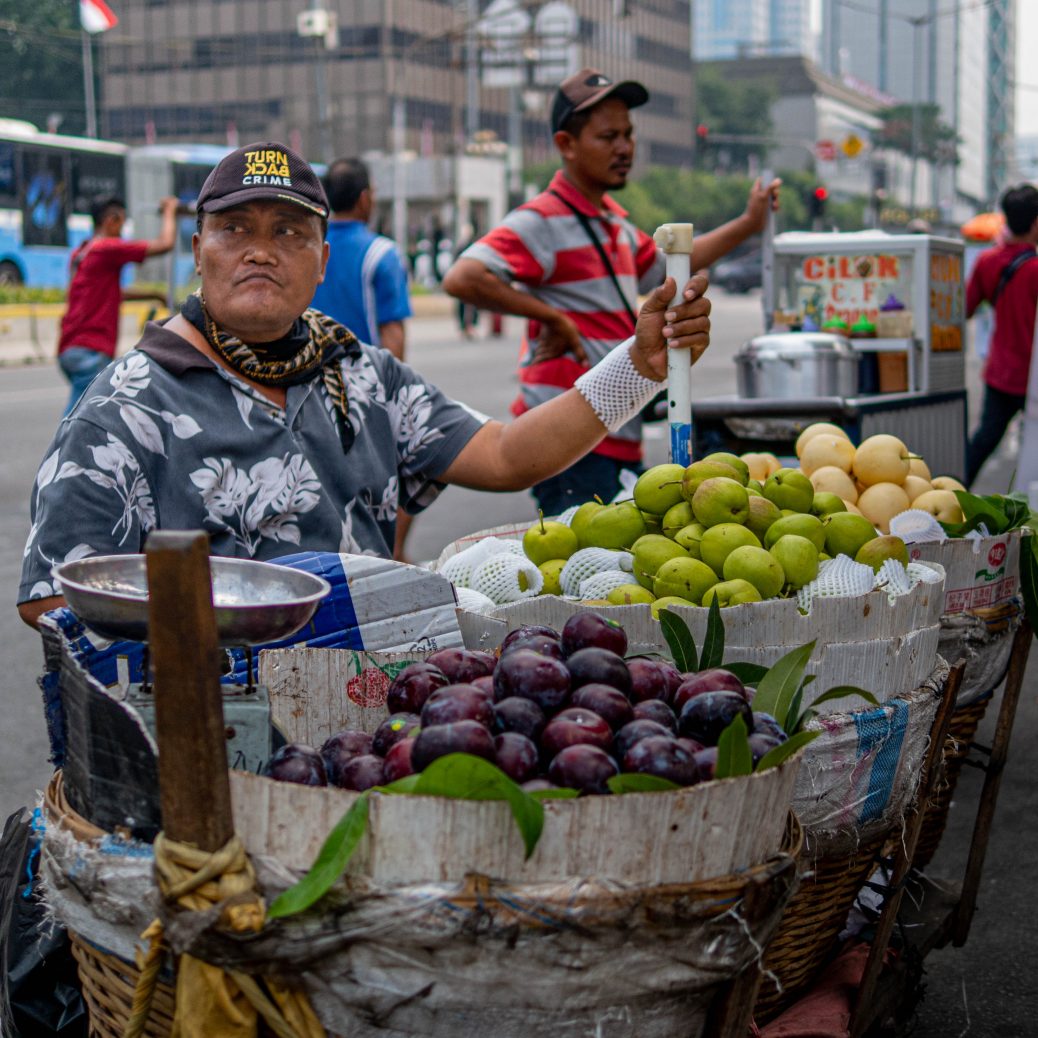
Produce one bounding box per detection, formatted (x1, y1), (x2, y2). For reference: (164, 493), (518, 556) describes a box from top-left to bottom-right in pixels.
(693, 0), (812, 61)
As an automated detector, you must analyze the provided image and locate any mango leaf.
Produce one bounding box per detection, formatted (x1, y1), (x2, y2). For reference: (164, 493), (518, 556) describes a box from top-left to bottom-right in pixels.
(606, 773), (682, 794)
(810, 685), (878, 709)
(528, 787), (580, 800)
(784, 684), (805, 737)
(755, 730), (821, 772)
(658, 608), (698, 672)
(267, 792), (370, 919)
(1019, 536), (1038, 639)
(723, 661), (769, 686)
(940, 514), (993, 538)
(375, 774), (421, 794)
(715, 714), (753, 779)
(953, 490), (1008, 533)
(750, 641), (817, 730)
(411, 754), (544, 859)
(699, 597), (725, 670)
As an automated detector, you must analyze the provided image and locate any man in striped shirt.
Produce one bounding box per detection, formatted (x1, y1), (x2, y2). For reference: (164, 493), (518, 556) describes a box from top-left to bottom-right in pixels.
(444, 68), (778, 514)
(311, 157), (412, 361)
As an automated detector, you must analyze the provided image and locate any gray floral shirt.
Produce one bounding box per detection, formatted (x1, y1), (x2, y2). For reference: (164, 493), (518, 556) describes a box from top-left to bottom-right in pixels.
(19, 321), (487, 602)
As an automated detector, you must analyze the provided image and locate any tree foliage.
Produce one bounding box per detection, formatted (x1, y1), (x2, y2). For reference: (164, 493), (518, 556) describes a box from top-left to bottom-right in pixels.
(694, 66), (775, 170)
(875, 103), (960, 167)
(0, 0), (86, 134)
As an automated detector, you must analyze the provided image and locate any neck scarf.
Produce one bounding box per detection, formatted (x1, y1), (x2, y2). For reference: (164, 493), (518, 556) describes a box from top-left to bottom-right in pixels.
(182, 291), (361, 452)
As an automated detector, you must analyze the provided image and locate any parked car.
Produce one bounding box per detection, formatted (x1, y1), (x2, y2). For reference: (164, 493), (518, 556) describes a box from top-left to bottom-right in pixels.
(712, 250), (763, 293)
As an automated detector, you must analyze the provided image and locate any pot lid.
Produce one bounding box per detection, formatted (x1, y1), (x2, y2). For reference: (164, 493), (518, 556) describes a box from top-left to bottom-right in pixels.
(737, 332), (856, 360)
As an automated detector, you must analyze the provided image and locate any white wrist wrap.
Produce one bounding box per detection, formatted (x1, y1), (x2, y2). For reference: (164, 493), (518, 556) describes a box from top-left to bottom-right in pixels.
(574, 338), (664, 432)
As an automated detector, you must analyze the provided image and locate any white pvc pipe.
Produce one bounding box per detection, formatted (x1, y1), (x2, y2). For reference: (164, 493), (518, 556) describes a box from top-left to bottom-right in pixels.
(653, 223), (694, 466)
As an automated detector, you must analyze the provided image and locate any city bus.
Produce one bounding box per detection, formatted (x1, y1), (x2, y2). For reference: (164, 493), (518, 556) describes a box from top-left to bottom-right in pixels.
(0, 119), (128, 287)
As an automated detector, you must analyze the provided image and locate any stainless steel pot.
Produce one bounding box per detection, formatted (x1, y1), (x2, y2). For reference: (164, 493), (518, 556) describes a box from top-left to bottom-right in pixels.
(735, 332), (859, 399)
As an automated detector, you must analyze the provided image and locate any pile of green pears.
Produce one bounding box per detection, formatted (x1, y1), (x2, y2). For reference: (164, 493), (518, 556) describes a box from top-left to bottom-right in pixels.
(521, 452), (910, 612)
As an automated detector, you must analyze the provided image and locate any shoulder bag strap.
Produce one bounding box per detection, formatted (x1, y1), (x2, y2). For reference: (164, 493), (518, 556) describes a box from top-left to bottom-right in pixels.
(550, 189), (637, 327)
(992, 248), (1038, 306)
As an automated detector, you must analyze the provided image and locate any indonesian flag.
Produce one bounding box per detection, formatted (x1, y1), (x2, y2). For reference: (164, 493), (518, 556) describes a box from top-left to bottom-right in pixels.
(80, 0), (118, 34)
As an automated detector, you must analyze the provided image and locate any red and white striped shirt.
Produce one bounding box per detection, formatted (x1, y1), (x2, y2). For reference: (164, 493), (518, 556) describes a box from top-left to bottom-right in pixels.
(462, 171), (665, 462)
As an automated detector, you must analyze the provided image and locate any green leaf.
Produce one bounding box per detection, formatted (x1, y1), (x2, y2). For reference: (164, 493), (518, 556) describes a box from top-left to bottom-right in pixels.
(374, 774), (422, 794)
(412, 754), (544, 859)
(715, 714), (753, 779)
(658, 608), (698, 672)
(723, 661), (769, 685)
(755, 730), (821, 772)
(267, 792), (370, 919)
(1019, 536), (1038, 638)
(809, 685), (879, 709)
(606, 773), (682, 794)
(953, 490), (1008, 533)
(528, 787), (581, 800)
(700, 596), (725, 670)
(784, 684), (805, 737)
(750, 641), (817, 730)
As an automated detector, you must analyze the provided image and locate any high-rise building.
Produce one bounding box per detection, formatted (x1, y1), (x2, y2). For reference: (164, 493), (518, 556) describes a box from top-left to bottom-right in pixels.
(819, 0), (1016, 211)
(96, 1), (693, 170)
(693, 0), (812, 61)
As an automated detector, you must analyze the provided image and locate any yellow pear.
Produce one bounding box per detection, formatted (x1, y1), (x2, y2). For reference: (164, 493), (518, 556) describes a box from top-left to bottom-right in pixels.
(857, 482), (912, 534)
(902, 475), (933, 503)
(741, 451), (782, 481)
(800, 434), (856, 476)
(931, 475), (967, 493)
(912, 489), (965, 523)
(852, 434), (912, 487)
(908, 457), (932, 480)
(795, 422), (851, 458)
(842, 500), (864, 516)
(810, 465), (859, 503)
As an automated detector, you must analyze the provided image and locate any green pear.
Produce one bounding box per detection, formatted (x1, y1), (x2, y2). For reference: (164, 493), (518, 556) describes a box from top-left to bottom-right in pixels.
(762, 468), (815, 513)
(746, 495), (782, 541)
(811, 492), (847, 518)
(653, 556), (719, 603)
(681, 459), (743, 502)
(855, 534), (909, 572)
(662, 501), (695, 538)
(702, 578), (763, 607)
(699, 523), (762, 576)
(823, 513), (879, 559)
(746, 479), (764, 495)
(607, 583), (656, 606)
(674, 522), (707, 558)
(651, 595), (698, 619)
(640, 510), (663, 534)
(764, 513), (826, 552)
(633, 464), (687, 516)
(538, 559), (567, 596)
(769, 534), (820, 590)
(702, 451), (750, 485)
(571, 501), (605, 548)
(692, 477), (750, 527)
(723, 545), (785, 599)
(633, 535), (690, 590)
(584, 501), (646, 550)
(523, 512), (579, 565)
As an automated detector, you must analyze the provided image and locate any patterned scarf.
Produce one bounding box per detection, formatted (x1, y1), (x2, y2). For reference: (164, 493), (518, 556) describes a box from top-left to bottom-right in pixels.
(182, 291), (361, 452)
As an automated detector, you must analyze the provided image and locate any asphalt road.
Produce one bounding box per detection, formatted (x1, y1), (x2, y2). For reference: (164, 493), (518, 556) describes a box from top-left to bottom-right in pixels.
(0, 290), (1033, 1032)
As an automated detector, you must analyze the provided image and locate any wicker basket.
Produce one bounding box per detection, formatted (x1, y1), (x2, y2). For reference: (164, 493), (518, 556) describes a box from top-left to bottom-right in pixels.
(911, 692), (992, 871)
(752, 831), (887, 1023)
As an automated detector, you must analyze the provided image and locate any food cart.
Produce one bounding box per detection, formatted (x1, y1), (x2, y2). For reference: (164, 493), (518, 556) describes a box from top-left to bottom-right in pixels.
(693, 231), (969, 479)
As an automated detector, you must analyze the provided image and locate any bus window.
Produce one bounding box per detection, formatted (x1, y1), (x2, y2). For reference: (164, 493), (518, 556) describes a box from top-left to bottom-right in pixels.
(0, 142), (16, 209)
(72, 151), (126, 214)
(19, 145), (69, 248)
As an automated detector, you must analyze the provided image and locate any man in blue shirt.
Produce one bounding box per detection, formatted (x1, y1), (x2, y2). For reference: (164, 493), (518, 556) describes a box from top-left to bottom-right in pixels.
(311, 158), (412, 360)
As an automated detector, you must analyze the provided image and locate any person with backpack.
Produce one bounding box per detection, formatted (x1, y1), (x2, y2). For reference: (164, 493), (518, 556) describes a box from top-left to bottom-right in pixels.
(964, 184), (1038, 486)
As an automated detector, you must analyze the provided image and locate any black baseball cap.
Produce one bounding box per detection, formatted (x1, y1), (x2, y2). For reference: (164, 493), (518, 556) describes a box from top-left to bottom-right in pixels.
(550, 68), (649, 134)
(196, 141), (329, 219)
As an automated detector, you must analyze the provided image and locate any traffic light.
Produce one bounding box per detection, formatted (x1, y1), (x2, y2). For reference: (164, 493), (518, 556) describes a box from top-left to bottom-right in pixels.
(809, 185), (829, 220)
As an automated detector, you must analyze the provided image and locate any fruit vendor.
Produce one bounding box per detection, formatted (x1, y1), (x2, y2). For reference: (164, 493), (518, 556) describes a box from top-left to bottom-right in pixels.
(17, 142), (711, 628)
(443, 67), (779, 515)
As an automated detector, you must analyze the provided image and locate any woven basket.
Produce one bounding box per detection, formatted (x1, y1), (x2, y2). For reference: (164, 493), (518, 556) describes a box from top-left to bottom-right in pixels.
(753, 831), (887, 1023)
(911, 692), (992, 871)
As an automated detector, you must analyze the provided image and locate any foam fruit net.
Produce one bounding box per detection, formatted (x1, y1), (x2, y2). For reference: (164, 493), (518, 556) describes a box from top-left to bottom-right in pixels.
(797, 555), (944, 611)
(453, 586), (499, 615)
(560, 548), (634, 597)
(439, 536), (523, 589)
(578, 569), (636, 600)
(470, 552), (543, 605)
(889, 509), (947, 544)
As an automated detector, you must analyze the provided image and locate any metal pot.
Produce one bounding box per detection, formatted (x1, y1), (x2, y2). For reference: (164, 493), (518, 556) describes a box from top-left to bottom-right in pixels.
(735, 332), (859, 399)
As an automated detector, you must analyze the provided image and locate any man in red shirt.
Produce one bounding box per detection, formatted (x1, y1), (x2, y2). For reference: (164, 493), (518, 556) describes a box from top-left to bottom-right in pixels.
(58, 194), (178, 414)
(965, 184), (1038, 486)
(443, 68), (778, 514)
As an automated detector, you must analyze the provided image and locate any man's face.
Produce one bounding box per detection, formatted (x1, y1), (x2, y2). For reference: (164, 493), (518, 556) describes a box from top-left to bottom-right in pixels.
(556, 98), (636, 191)
(192, 201), (329, 341)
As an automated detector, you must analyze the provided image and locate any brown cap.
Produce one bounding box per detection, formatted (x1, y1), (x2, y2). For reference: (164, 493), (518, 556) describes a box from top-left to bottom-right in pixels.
(196, 142), (329, 219)
(550, 68), (649, 134)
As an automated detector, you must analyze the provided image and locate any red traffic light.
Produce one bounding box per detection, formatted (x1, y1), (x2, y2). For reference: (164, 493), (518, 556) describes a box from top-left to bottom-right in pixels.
(696, 124), (709, 139)
(813, 186), (829, 201)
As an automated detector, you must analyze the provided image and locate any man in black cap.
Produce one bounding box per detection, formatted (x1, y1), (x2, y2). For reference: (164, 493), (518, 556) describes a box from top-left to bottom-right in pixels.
(18, 140), (712, 626)
(444, 68), (779, 515)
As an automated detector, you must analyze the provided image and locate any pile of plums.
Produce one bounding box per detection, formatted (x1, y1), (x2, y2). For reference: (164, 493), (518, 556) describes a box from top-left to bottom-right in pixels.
(261, 611), (788, 795)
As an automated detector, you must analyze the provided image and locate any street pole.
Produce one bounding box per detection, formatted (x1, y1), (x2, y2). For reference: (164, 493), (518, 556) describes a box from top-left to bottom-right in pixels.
(392, 96), (407, 252)
(465, 0), (480, 142)
(81, 31), (98, 138)
(312, 0), (332, 163)
(909, 16), (923, 215)
(507, 81), (522, 207)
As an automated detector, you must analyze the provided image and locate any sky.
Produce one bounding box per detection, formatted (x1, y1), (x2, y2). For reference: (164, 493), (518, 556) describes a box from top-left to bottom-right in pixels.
(1018, 2), (1038, 137)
